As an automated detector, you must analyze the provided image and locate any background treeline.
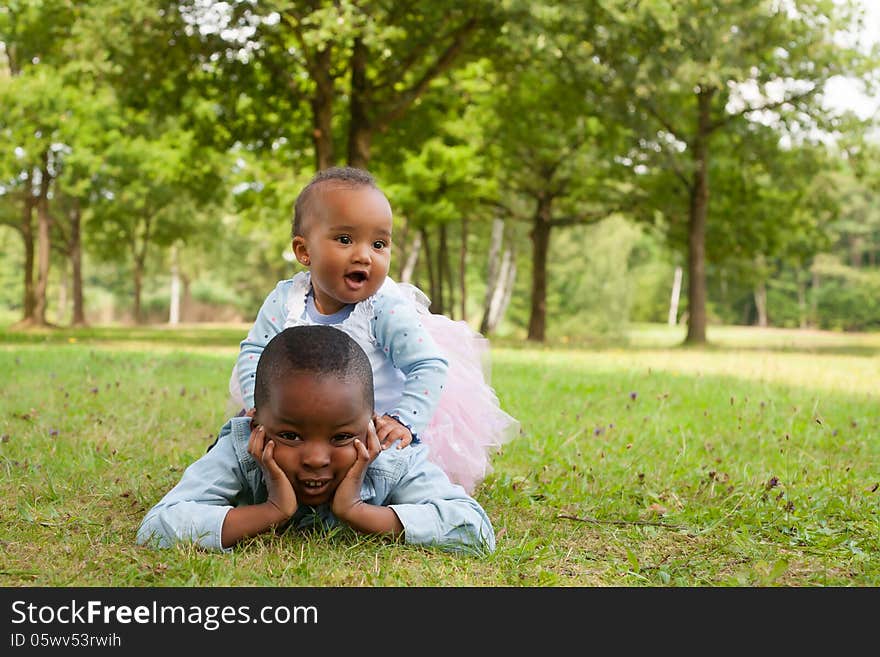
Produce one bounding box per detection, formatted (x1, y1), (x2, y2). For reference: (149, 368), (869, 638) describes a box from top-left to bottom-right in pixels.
(1, 0), (879, 343)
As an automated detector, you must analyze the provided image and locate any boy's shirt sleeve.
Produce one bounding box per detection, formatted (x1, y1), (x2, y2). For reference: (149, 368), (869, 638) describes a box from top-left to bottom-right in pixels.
(371, 294), (448, 438)
(136, 421), (251, 552)
(383, 445), (496, 554)
(237, 280), (292, 410)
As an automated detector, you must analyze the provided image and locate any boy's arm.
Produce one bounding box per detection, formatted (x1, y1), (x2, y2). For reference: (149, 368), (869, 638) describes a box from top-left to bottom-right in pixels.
(137, 422), (247, 552)
(221, 424), (298, 548)
(237, 280), (293, 409)
(331, 418), (404, 537)
(384, 446), (496, 554)
(372, 294), (448, 439)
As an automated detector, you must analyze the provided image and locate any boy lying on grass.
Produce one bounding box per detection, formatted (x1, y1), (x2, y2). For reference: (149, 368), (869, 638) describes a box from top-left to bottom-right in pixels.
(137, 325), (496, 554)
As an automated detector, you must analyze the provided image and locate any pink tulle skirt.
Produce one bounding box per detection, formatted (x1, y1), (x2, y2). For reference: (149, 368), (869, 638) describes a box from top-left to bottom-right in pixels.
(417, 312), (520, 494)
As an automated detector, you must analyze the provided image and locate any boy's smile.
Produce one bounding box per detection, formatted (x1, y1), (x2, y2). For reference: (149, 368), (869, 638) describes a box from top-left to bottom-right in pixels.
(254, 372), (372, 506)
(292, 185), (393, 316)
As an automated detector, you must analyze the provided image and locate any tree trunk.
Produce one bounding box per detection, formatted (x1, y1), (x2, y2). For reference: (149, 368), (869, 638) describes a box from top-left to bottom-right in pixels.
(169, 244), (181, 325)
(69, 200), (87, 326)
(311, 46), (335, 171)
(684, 89), (713, 345)
(439, 222), (453, 319)
(848, 234), (862, 268)
(753, 281), (768, 327)
(420, 226), (440, 314)
(182, 274), (193, 321)
(57, 259), (68, 324)
(810, 267), (820, 328)
(668, 265), (682, 326)
(20, 181), (36, 323)
(497, 247), (516, 330)
(33, 159), (53, 326)
(459, 216), (468, 321)
(400, 231), (421, 284)
(347, 38), (372, 168)
(133, 263), (143, 324)
(479, 217), (505, 335)
(753, 254), (768, 327)
(487, 243), (515, 333)
(527, 195), (552, 342)
(796, 276), (807, 329)
(132, 215), (152, 324)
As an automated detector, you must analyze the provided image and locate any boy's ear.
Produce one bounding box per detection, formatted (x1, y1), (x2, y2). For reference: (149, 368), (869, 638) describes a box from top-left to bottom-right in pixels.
(292, 237), (310, 266)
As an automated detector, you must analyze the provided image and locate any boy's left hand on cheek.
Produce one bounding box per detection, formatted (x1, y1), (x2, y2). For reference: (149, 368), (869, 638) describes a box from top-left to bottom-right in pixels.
(374, 413), (413, 450)
(331, 416), (382, 519)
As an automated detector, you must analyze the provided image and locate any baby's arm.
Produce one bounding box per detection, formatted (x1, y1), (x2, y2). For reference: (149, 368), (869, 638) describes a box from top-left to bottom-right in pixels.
(237, 280), (292, 409)
(136, 421), (248, 552)
(385, 445), (496, 554)
(371, 294), (449, 441)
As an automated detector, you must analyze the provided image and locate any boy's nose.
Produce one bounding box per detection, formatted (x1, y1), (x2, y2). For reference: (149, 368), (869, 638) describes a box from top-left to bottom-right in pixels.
(301, 442), (331, 469)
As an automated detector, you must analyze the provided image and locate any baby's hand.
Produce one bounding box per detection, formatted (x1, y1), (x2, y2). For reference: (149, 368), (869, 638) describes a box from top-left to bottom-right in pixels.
(248, 423), (297, 521)
(374, 414), (413, 450)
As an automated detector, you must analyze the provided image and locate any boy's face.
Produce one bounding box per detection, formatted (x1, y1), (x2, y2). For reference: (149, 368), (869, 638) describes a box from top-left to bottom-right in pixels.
(292, 184), (392, 315)
(254, 372), (371, 506)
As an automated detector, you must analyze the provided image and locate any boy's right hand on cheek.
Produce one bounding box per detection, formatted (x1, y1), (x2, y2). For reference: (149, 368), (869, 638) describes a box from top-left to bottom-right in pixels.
(248, 424), (298, 521)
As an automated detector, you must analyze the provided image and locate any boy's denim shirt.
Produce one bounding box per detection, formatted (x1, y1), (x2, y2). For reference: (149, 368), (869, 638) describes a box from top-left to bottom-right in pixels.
(137, 417), (496, 555)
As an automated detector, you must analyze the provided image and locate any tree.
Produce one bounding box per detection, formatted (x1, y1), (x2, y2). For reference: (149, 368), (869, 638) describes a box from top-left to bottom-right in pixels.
(87, 118), (222, 323)
(0, 0), (80, 325)
(594, 0), (877, 343)
(482, 2), (635, 341)
(187, 1), (504, 170)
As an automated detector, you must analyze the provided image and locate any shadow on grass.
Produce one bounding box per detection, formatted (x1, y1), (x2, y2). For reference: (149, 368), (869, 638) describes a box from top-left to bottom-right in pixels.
(0, 325), (248, 348)
(3, 324), (879, 358)
(490, 336), (880, 358)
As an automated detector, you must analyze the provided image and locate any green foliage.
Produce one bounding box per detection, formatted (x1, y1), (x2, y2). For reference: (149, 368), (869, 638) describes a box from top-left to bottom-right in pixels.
(547, 216), (643, 339)
(813, 256), (880, 331)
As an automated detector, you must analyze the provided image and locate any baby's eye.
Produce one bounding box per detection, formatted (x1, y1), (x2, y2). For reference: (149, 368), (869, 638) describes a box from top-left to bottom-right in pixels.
(336, 235), (352, 245)
(372, 240), (387, 250)
(331, 434), (356, 446)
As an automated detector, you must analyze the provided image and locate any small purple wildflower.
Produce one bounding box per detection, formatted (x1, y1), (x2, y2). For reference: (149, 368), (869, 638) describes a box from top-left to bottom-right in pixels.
(629, 392), (637, 400)
(49, 429), (59, 437)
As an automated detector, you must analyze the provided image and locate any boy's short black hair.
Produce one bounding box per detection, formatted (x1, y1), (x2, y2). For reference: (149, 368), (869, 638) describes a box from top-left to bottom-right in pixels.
(292, 166), (379, 238)
(254, 326), (374, 410)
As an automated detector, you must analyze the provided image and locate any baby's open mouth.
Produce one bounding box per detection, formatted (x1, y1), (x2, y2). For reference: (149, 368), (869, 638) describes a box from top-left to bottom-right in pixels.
(346, 271), (367, 283)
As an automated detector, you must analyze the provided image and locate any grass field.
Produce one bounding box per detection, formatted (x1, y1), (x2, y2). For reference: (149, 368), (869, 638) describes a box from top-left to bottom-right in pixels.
(1, 322), (878, 586)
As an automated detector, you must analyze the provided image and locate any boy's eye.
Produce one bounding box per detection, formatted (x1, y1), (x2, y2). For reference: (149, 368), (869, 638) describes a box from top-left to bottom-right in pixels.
(276, 432), (302, 443)
(331, 434), (356, 445)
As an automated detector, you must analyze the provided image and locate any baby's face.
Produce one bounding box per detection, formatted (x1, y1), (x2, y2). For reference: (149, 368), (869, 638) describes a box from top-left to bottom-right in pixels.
(255, 372), (372, 506)
(293, 185), (392, 315)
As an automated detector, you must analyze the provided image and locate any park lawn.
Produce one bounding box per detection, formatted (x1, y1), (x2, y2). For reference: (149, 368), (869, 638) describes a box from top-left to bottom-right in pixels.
(0, 324), (878, 586)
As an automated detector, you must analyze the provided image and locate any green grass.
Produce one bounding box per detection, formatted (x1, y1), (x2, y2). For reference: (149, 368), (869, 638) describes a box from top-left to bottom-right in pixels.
(1, 323), (878, 586)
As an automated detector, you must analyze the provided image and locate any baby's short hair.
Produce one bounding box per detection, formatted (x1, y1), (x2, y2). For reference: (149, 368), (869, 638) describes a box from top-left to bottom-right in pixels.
(254, 325), (374, 410)
(292, 166), (379, 238)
